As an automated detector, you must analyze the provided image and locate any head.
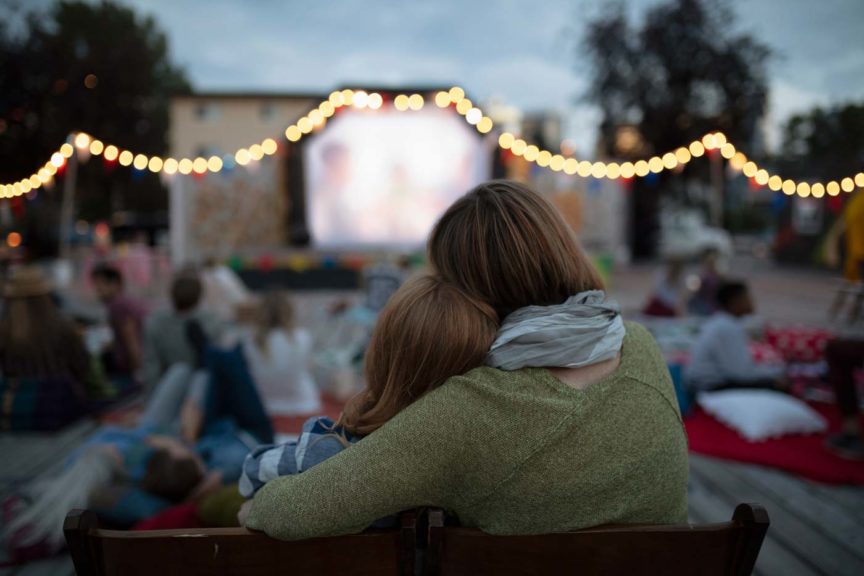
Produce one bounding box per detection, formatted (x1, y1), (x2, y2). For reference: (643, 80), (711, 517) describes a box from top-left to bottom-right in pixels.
(90, 264), (124, 303)
(254, 291), (295, 351)
(0, 267), (76, 377)
(716, 281), (753, 317)
(140, 443), (205, 502)
(428, 180), (604, 320)
(171, 271), (203, 313)
(340, 274), (498, 436)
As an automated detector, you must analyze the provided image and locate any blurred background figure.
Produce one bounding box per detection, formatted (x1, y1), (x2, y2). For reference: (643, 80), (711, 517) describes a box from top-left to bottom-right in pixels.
(642, 258), (687, 317)
(242, 291), (319, 416)
(688, 250), (724, 316)
(142, 269), (224, 395)
(90, 264), (147, 380)
(200, 259), (253, 322)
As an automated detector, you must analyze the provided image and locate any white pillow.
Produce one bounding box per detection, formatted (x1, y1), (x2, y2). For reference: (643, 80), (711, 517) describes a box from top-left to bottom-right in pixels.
(697, 389), (828, 442)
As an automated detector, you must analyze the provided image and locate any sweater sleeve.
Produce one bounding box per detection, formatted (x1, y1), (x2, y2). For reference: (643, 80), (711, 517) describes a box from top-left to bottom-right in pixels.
(244, 389), (466, 540)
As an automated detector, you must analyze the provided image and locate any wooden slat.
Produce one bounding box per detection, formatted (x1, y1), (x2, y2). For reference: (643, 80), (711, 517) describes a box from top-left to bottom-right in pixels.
(691, 456), (864, 576)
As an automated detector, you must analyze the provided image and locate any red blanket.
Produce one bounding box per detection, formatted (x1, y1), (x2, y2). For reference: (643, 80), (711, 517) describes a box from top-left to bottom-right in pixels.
(685, 402), (864, 484)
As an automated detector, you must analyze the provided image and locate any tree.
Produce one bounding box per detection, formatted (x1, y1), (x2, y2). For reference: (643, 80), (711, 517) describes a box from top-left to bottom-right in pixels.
(0, 0), (190, 223)
(580, 0), (771, 258)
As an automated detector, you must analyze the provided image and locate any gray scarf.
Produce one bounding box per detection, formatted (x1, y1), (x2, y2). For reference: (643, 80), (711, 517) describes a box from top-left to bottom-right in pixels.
(486, 290), (626, 371)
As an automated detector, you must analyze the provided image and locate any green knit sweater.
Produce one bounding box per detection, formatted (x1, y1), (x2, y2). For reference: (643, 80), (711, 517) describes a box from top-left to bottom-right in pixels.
(246, 322), (689, 540)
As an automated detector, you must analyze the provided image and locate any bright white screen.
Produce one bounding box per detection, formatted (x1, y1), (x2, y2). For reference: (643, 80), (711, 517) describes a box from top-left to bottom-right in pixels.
(305, 106), (490, 247)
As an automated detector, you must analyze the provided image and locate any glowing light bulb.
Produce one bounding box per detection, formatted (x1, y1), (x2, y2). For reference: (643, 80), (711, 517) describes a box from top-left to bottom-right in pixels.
(435, 91), (450, 108)
(477, 117), (493, 133)
(298, 117), (313, 133)
(742, 162), (758, 178)
(591, 162), (607, 179)
(827, 181), (840, 196)
(511, 139), (527, 156)
(620, 162), (635, 178)
(192, 157), (208, 174)
(577, 161), (593, 178)
(249, 144), (264, 161)
(285, 125), (302, 142)
(148, 156), (163, 173)
(353, 91), (369, 108)
(498, 132), (515, 149)
(163, 158), (178, 175)
(207, 156), (223, 172)
(841, 177), (854, 192)
(20, 180), (31, 194)
(768, 175), (782, 191)
(119, 150), (134, 166)
(782, 180), (795, 195)
(50, 152), (65, 167)
(465, 108), (482, 125)
(456, 99), (472, 115)
(329, 91), (345, 107)
(320, 101), (335, 117)
(38, 168), (50, 182)
(408, 94), (424, 111)
(7, 232), (22, 248)
(340, 89), (354, 106)
(720, 143), (736, 159)
(755, 170), (769, 186)
(235, 149), (251, 165)
(103, 145), (119, 161)
(634, 160), (650, 177)
(262, 138), (278, 155)
(89, 140), (104, 156)
(29, 175), (40, 188)
(45, 163), (57, 176)
(797, 182), (811, 197)
(702, 134), (717, 150)
(308, 109), (324, 125)
(368, 93), (383, 110)
(675, 148), (691, 164)
(133, 154), (148, 170)
(689, 141), (705, 157)
(394, 95), (409, 111)
(606, 163), (621, 179)
(524, 145), (539, 162)
(811, 183), (825, 198)
(60, 143), (75, 158)
(855, 173), (864, 187)
(662, 152), (678, 170)
(448, 86), (465, 102)
(730, 152), (747, 171)
(178, 158), (193, 175)
(564, 158), (578, 175)
(713, 132), (727, 146)
(648, 156), (664, 173)
(74, 132), (91, 149)
(550, 155), (565, 172)
(536, 150), (552, 167)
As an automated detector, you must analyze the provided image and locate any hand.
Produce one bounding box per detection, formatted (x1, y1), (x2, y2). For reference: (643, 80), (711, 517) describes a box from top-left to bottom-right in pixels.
(180, 401), (204, 444)
(238, 500), (254, 526)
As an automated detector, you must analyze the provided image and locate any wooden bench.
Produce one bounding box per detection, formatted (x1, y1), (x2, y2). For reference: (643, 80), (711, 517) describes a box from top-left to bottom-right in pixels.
(425, 503), (769, 576)
(65, 503), (769, 575)
(63, 509), (416, 576)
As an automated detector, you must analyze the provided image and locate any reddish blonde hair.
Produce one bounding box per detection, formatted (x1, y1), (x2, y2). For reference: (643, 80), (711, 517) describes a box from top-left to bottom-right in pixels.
(339, 274), (497, 436)
(428, 180), (604, 319)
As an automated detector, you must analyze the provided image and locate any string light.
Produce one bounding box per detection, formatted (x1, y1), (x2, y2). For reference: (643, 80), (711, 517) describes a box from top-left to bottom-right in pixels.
(3, 87), (862, 203)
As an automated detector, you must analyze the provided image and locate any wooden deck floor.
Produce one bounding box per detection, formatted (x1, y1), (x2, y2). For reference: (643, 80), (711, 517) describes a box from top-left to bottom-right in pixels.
(2, 423), (863, 576)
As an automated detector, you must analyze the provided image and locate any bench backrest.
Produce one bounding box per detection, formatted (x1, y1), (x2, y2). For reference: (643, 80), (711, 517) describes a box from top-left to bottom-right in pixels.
(64, 509), (416, 576)
(426, 503), (769, 576)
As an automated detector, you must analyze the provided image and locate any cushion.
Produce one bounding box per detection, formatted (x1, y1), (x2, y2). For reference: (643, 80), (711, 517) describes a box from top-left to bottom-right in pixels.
(697, 389), (828, 442)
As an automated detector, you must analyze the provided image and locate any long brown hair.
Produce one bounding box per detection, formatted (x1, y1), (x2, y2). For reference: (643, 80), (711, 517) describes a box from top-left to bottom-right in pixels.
(428, 179), (604, 320)
(253, 291), (295, 356)
(0, 295), (90, 382)
(339, 274), (497, 436)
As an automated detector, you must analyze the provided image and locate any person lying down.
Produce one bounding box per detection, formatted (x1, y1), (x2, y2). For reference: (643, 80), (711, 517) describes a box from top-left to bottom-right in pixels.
(238, 274), (498, 512)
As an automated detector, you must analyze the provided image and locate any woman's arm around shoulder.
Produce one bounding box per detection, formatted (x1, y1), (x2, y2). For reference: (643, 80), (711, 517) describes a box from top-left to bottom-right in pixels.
(245, 383), (470, 540)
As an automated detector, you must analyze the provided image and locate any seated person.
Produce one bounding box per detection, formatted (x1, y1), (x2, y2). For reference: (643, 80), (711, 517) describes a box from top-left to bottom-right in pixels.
(142, 269), (224, 395)
(238, 274), (497, 510)
(643, 259), (686, 317)
(824, 336), (864, 460)
(686, 281), (785, 392)
(91, 264), (147, 379)
(688, 249), (723, 316)
(242, 291), (320, 416)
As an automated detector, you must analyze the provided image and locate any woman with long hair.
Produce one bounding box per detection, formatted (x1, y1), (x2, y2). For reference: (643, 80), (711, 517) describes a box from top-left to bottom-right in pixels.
(238, 273), (497, 498)
(244, 180), (688, 539)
